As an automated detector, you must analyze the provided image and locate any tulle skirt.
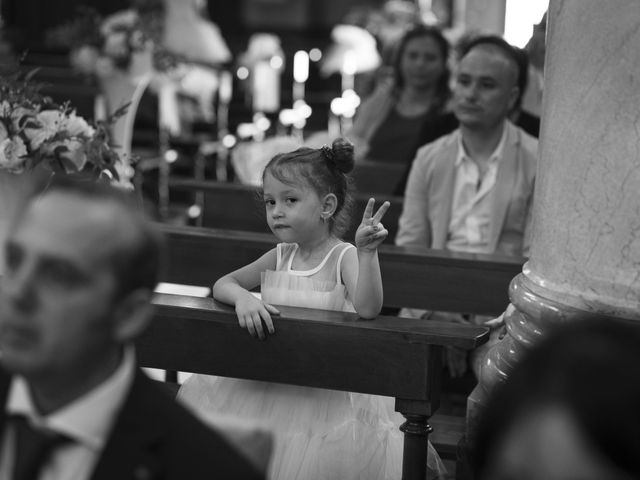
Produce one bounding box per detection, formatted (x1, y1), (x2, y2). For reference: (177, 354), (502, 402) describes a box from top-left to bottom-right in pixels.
(261, 270), (356, 313)
(178, 374), (447, 480)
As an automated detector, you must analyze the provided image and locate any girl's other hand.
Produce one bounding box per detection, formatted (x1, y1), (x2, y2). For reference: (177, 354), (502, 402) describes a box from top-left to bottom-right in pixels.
(235, 292), (279, 340)
(356, 198), (390, 252)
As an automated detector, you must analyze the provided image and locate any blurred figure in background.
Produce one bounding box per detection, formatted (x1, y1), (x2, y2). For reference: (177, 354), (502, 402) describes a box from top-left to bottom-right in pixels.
(161, 0), (230, 67)
(396, 35), (538, 379)
(520, 11), (546, 119)
(349, 25), (457, 183)
(474, 318), (640, 480)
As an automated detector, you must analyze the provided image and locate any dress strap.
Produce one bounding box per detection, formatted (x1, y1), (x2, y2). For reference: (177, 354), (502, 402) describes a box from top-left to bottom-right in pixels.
(335, 244), (356, 285)
(287, 242), (344, 276)
(276, 243), (283, 269)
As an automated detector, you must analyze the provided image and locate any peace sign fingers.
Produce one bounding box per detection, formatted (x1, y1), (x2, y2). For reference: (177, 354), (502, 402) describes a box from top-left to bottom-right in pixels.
(361, 198), (390, 225)
(361, 197), (376, 224)
(371, 200), (390, 226)
(356, 198), (391, 252)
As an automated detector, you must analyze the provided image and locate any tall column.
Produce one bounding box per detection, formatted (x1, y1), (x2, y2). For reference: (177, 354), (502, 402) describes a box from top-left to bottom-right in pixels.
(467, 0), (640, 439)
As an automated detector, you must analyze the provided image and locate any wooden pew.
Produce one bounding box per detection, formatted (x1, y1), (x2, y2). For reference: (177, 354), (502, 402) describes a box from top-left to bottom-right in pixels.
(352, 161), (405, 195)
(139, 293), (489, 480)
(20, 66), (99, 120)
(168, 178), (403, 244)
(159, 224), (524, 316)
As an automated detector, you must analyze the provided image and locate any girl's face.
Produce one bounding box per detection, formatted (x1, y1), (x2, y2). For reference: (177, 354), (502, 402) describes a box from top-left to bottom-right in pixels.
(263, 172), (327, 244)
(399, 35), (446, 90)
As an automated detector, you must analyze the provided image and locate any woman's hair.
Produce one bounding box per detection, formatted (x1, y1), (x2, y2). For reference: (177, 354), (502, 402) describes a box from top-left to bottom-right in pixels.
(391, 23), (451, 107)
(262, 138), (355, 237)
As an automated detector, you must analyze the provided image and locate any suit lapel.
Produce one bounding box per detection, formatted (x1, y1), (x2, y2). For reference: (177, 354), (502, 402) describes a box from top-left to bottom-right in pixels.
(488, 123), (519, 252)
(430, 135), (458, 249)
(90, 370), (166, 480)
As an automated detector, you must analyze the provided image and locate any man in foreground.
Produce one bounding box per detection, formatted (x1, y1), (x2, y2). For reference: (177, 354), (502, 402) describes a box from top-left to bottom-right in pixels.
(0, 178), (263, 479)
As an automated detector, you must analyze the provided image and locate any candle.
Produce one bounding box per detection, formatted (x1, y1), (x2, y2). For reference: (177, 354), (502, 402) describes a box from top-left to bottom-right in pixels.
(293, 50), (309, 104)
(328, 111), (340, 139)
(293, 50), (309, 83)
(341, 50), (357, 93)
(252, 60), (280, 113)
(217, 71), (232, 137)
(219, 70), (233, 105)
(329, 97), (345, 138)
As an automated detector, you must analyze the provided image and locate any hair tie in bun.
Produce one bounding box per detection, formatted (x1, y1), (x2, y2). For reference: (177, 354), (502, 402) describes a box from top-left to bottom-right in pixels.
(320, 145), (335, 163)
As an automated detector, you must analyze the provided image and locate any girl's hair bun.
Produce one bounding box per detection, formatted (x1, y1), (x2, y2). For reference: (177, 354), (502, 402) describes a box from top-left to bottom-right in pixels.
(325, 138), (354, 174)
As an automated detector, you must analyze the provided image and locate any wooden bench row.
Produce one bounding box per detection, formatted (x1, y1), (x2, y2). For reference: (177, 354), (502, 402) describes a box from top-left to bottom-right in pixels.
(159, 224), (524, 316)
(138, 293), (488, 479)
(169, 178), (404, 242)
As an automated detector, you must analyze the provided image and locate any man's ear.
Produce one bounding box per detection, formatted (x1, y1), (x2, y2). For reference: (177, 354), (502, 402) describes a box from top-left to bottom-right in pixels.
(321, 193), (338, 220)
(508, 86), (520, 112)
(112, 289), (155, 343)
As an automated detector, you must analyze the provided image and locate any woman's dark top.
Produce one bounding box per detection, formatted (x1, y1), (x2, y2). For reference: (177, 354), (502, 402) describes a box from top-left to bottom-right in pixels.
(392, 111), (459, 195)
(367, 107), (431, 165)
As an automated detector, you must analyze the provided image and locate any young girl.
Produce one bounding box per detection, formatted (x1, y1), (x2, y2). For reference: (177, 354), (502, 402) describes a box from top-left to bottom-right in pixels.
(178, 139), (445, 479)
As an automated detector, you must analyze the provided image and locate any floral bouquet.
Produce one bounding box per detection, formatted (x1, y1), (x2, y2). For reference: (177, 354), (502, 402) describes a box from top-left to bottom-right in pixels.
(69, 9), (156, 77)
(46, 4), (166, 78)
(0, 70), (127, 185)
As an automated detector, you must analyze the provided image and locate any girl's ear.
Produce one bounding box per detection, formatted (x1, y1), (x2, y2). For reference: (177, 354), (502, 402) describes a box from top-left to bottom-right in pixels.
(321, 193), (338, 220)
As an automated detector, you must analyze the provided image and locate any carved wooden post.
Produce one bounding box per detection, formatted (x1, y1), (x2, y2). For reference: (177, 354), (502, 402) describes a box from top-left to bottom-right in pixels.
(466, 0), (640, 447)
(397, 346), (442, 480)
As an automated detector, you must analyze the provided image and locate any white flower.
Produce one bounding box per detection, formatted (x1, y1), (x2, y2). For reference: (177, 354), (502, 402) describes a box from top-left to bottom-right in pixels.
(41, 138), (87, 172)
(0, 121), (8, 142)
(321, 25), (381, 76)
(23, 110), (64, 150)
(240, 34), (284, 65)
(70, 45), (100, 75)
(58, 139), (87, 172)
(10, 106), (36, 133)
(0, 101), (11, 117)
(95, 56), (117, 77)
(0, 136), (28, 173)
(103, 31), (129, 59)
(65, 112), (95, 138)
(101, 9), (138, 36)
(129, 30), (145, 50)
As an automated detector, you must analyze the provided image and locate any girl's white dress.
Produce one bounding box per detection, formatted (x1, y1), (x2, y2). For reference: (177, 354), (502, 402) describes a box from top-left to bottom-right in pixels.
(178, 242), (446, 479)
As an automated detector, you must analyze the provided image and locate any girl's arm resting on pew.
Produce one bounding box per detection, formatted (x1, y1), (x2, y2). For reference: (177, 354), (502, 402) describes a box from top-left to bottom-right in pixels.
(213, 248), (279, 340)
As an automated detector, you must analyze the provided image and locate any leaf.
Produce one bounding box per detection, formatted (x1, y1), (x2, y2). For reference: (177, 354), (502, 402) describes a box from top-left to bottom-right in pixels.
(108, 101), (131, 123)
(24, 68), (41, 82)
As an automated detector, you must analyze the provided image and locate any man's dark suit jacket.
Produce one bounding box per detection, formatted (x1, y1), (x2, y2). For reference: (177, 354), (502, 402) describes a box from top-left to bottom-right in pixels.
(0, 368), (264, 480)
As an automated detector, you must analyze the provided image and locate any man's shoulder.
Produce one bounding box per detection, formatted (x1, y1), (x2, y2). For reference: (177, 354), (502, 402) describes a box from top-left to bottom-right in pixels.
(510, 122), (539, 159)
(413, 129), (459, 166)
(125, 372), (263, 478)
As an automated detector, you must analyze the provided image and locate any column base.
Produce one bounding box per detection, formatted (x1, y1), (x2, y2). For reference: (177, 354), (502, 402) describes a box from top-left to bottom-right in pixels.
(466, 269), (622, 445)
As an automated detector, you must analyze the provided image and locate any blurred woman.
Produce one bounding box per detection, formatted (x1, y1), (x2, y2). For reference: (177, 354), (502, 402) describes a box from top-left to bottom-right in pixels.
(349, 24), (457, 172)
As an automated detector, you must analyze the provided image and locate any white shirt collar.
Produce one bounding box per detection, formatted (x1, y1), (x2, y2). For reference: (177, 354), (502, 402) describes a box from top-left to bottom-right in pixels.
(455, 122), (508, 167)
(6, 347), (136, 451)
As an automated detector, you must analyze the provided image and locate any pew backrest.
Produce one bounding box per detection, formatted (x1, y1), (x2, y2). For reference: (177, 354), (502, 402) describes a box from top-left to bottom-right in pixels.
(140, 293), (489, 410)
(160, 224), (524, 315)
(352, 162), (405, 195)
(168, 178), (403, 243)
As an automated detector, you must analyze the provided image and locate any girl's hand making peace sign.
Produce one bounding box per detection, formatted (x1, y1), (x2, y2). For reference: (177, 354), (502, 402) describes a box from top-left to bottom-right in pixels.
(355, 198), (390, 253)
